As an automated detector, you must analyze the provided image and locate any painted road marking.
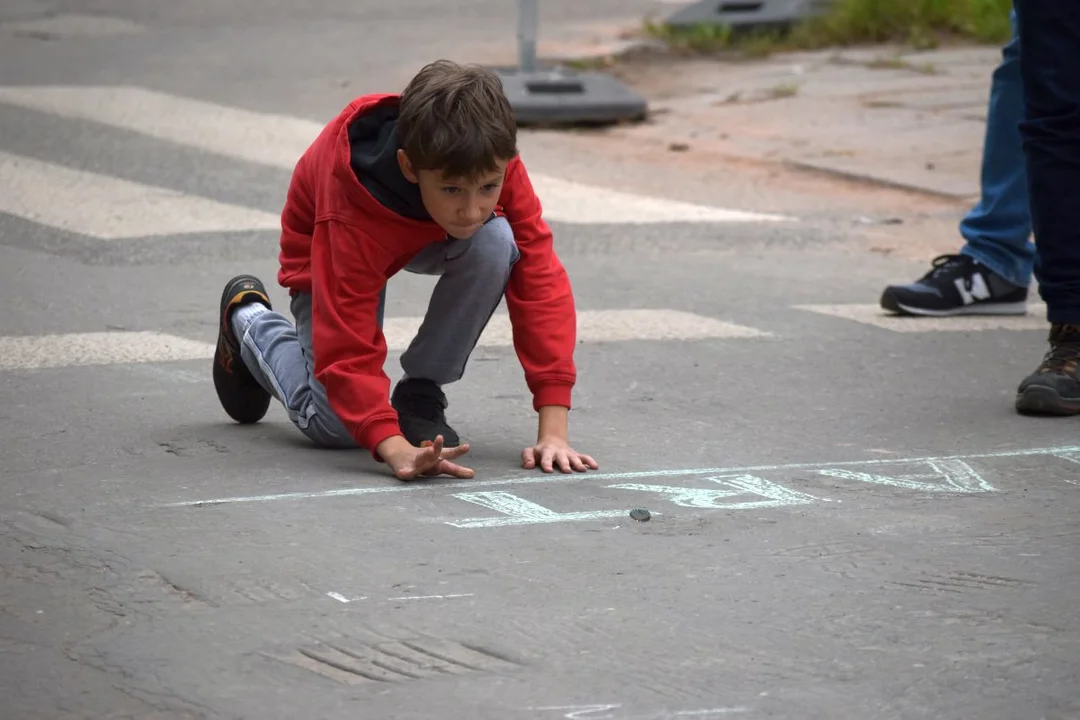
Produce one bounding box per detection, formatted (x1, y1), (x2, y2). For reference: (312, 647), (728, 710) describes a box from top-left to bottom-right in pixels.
(0, 150), (282, 240)
(793, 303), (1049, 332)
(0, 85), (323, 170)
(0, 331), (216, 370)
(384, 309), (770, 349)
(0, 14), (144, 38)
(0, 85), (792, 225)
(0, 310), (764, 371)
(158, 445), (1080, 509)
(525, 174), (792, 224)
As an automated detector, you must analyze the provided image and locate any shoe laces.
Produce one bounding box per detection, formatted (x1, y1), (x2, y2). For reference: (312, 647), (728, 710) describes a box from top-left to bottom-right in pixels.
(1039, 324), (1080, 375)
(924, 253), (973, 281)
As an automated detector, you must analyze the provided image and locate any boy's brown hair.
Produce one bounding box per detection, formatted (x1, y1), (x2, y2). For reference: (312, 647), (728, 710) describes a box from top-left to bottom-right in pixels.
(397, 59), (518, 181)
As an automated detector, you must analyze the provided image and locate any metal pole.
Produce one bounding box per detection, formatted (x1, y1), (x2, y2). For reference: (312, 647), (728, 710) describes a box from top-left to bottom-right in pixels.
(517, 0), (538, 73)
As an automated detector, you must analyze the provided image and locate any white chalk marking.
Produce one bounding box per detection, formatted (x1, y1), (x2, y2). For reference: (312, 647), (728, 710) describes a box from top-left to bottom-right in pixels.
(818, 459), (994, 493)
(0, 331), (216, 370)
(383, 309), (769, 349)
(328, 592), (466, 603)
(1053, 451), (1080, 484)
(158, 445), (1080, 508)
(0, 150), (282, 240)
(531, 706), (621, 720)
(610, 474), (821, 510)
(0, 85), (791, 225)
(528, 705), (749, 719)
(1054, 451), (1080, 466)
(794, 303), (1049, 332)
(446, 492), (627, 528)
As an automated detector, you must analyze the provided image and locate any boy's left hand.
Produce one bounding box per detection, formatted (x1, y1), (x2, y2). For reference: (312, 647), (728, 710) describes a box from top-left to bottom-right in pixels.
(522, 436), (598, 474)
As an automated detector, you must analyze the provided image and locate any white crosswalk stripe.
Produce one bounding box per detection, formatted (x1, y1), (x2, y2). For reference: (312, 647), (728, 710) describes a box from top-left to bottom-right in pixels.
(0, 83), (1045, 379)
(0, 84), (792, 229)
(794, 303), (1049, 332)
(0, 150), (281, 239)
(0, 311), (770, 371)
(0, 331), (215, 370)
(0, 82), (788, 374)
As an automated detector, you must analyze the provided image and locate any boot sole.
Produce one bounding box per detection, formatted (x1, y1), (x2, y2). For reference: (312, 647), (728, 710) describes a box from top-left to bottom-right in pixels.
(213, 275), (273, 425)
(1015, 385), (1080, 416)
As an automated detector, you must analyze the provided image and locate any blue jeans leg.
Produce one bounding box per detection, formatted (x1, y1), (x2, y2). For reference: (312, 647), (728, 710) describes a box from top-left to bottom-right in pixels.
(959, 9), (1034, 287)
(1015, 0), (1080, 324)
(239, 293), (358, 449)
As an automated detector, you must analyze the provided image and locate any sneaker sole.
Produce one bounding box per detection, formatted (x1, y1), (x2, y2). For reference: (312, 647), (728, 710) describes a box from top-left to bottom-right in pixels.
(1015, 385), (1080, 416)
(882, 296), (1029, 317)
(213, 275), (273, 425)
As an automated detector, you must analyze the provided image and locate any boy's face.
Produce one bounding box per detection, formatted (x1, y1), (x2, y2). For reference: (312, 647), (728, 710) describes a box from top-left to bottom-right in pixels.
(398, 150), (508, 239)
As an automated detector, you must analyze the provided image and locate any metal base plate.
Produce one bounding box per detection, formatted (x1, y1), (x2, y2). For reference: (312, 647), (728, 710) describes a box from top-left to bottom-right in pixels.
(494, 67), (648, 126)
(664, 0), (835, 29)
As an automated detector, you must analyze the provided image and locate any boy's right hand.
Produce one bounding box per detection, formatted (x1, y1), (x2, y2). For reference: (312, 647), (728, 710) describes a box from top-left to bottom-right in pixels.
(378, 434), (474, 481)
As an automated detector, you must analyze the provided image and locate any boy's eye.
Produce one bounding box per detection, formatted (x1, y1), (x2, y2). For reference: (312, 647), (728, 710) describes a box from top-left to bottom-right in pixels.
(441, 187), (461, 194)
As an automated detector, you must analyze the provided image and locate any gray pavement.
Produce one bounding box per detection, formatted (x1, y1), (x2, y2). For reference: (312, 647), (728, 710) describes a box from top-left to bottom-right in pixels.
(2, 2), (1079, 720)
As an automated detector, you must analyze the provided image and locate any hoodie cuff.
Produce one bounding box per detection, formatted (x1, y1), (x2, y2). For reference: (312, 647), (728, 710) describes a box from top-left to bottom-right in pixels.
(532, 382), (573, 411)
(359, 419), (405, 462)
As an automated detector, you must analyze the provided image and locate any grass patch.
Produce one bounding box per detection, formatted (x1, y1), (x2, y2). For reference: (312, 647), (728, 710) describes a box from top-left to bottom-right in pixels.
(643, 0), (1014, 57)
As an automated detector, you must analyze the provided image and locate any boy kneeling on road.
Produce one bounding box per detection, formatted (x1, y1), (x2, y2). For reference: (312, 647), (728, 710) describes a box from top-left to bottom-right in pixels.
(210, 60), (598, 481)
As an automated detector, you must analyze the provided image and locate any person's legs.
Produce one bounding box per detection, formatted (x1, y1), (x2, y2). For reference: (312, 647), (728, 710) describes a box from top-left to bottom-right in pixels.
(213, 273), (358, 448)
(237, 291), (359, 447)
(215, 215), (519, 445)
(1013, 0), (1080, 415)
(958, 9), (1035, 286)
(880, 11), (1032, 317)
(390, 214), (521, 446)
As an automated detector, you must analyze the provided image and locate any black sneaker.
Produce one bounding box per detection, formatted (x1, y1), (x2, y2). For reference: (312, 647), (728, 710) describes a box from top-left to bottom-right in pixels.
(1015, 324), (1080, 416)
(213, 274), (273, 424)
(880, 254), (1028, 316)
(391, 378), (460, 447)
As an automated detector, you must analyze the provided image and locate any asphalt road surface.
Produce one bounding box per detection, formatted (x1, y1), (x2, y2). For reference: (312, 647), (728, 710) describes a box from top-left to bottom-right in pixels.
(1, 2), (1078, 719)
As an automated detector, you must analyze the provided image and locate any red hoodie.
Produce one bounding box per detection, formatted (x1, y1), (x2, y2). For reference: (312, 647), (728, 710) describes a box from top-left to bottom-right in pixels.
(276, 93), (577, 458)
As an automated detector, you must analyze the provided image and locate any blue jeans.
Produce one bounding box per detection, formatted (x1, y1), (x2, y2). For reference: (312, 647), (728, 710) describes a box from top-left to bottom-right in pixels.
(959, 9), (1035, 287)
(1014, 0), (1080, 324)
(238, 216), (520, 448)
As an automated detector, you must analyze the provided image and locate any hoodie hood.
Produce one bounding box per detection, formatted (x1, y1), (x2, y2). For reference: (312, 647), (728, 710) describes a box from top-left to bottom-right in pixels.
(347, 101), (431, 222)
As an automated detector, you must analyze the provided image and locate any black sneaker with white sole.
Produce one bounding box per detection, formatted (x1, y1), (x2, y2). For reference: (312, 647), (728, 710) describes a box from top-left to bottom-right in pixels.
(880, 254), (1028, 316)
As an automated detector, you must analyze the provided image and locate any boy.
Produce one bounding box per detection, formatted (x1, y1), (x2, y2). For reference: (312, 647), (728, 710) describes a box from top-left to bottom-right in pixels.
(211, 60), (599, 480)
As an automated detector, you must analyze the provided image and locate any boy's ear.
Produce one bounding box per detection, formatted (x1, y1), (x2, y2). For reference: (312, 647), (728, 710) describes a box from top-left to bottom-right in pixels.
(397, 149), (419, 183)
